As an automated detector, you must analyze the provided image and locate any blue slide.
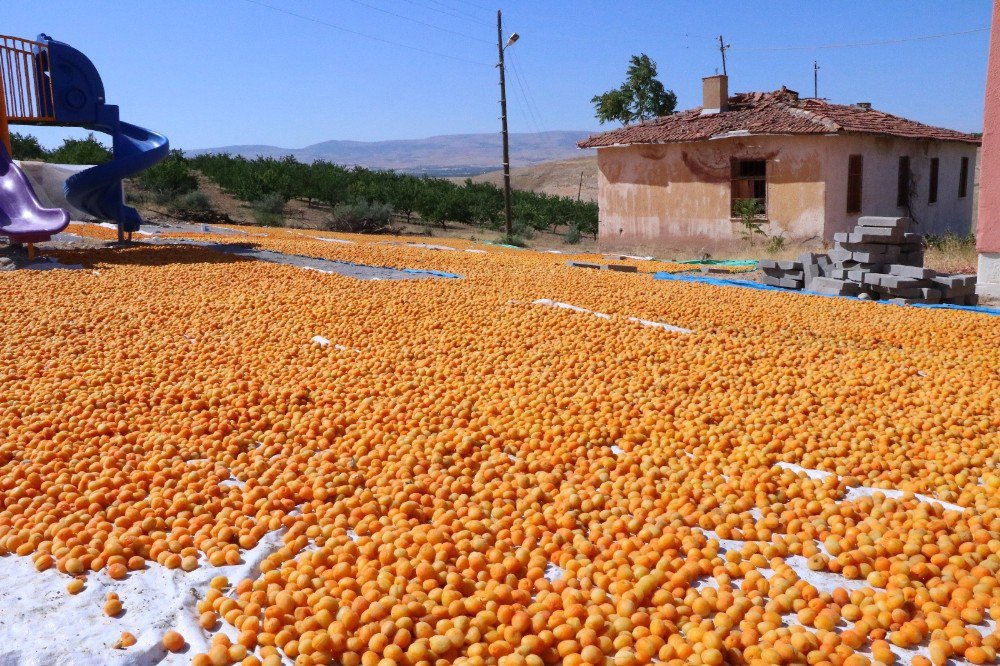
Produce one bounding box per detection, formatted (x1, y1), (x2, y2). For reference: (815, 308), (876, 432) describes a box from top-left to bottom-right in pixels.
(38, 36), (168, 237)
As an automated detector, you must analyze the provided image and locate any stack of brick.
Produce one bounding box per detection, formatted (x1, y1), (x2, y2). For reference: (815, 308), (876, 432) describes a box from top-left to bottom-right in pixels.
(761, 216), (978, 305)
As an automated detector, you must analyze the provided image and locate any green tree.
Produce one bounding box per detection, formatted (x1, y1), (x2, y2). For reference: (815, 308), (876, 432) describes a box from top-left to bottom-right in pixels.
(9, 132), (47, 160)
(48, 133), (113, 164)
(591, 54), (677, 125)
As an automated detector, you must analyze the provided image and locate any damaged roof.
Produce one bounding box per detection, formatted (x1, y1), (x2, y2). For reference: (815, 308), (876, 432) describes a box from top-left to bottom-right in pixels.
(578, 89), (981, 148)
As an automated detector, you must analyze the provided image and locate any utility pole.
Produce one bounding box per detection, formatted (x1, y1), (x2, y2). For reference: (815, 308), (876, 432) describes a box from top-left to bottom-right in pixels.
(718, 35), (730, 76)
(497, 10), (513, 239)
(813, 60), (820, 99)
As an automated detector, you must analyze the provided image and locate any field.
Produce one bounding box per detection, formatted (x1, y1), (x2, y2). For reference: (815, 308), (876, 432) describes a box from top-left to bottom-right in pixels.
(0, 224), (998, 666)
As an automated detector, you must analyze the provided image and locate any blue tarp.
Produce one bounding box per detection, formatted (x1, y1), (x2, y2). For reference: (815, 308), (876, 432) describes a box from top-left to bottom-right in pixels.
(652, 271), (1000, 316)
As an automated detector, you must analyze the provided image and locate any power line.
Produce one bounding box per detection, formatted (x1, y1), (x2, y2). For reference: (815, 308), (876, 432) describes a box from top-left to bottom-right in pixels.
(423, 0), (492, 24)
(731, 27), (988, 52)
(508, 49), (544, 133)
(398, 0), (492, 26)
(507, 55), (541, 133)
(239, 0), (491, 66)
(343, 0), (491, 43)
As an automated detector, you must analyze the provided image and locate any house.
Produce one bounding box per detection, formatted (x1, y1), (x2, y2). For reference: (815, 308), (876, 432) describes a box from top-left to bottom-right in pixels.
(579, 75), (981, 248)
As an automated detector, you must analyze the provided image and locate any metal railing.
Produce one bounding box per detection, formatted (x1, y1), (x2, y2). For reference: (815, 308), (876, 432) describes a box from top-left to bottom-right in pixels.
(0, 35), (55, 122)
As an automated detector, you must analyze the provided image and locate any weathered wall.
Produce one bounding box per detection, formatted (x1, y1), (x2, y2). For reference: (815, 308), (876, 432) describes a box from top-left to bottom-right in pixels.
(823, 136), (978, 238)
(596, 136), (826, 247)
(596, 134), (978, 248)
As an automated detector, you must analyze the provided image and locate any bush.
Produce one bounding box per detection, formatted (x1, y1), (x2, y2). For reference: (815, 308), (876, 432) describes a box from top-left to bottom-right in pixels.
(511, 219), (535, 240)
(565, 224), (582, 245)
(499, 233), (526, 247)
(765, 234), (786, 253)
(9, 132), (47, 160)
(171, 190), (211, 212)
(254, 193), (286, 215)
(328, 199), (394, 234)
(47, 133), (113, 164)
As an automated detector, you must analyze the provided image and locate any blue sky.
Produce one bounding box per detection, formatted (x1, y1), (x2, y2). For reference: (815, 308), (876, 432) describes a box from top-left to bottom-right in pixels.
(5, 1), (992, 150)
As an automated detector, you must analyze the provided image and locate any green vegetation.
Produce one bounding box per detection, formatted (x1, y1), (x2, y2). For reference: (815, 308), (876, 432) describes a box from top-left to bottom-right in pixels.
(592, 54), (677, 126)
(565, 224), (582, 245)
(9, 132), (46, 160)
(135, 150), (199, 203)
(190, 153), (598, 236)
(47, 133), (113, 165)
(732, 198), (767, 246)
(9, 131), (113, 164)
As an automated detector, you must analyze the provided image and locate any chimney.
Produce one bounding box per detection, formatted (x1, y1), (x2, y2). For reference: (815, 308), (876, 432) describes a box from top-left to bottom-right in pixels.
(701, 74), (728, 114)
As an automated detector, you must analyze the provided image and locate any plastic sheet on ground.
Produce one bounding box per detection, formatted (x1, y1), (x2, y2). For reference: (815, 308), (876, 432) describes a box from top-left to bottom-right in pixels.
(653, 271), (1000, 316)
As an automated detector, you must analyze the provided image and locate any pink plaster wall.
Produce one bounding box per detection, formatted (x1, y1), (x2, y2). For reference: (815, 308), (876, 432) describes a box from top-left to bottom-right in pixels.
(978, 1), (1000, 253)
(596, 134), (977, 248)
(596, 136), (826, 247)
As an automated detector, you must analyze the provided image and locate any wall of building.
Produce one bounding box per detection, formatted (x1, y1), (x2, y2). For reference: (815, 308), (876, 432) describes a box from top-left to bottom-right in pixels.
(975, 0), (1000, 301)
(596, 134), (978, 249)
(595, 136), (827, 247)
(823, 135), (978, 238)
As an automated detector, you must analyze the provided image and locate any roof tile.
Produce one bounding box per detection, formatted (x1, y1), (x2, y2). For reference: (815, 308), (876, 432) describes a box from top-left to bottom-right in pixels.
(579, 90), (980, 148)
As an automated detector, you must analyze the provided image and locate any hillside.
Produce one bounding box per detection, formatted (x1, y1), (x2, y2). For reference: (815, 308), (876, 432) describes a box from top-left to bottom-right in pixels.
(186, 130), (597, 175)
(455, 155), (599, 202)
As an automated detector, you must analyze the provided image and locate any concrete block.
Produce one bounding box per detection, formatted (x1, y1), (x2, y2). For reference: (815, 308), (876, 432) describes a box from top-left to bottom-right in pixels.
(776, 260), (804, 270)
(872, 284), (925, 299)
(857, 216), (911, 230)
(847, 270), (868, 282)
(832, 233), (850, 244)
(808, 277), (861, 296)
(888, 264), (935, 279)
(828, 248), (853, 263)
(602, 264), (638, 273)
(862, 274), (926, 290)
(758, 259), (780, 270)
(797, 252), (823, 266)
(920, 288), (942, 303)
(931, 274), (977, 288)
(828, 269), (850, 280)
(848, 227), (904, 243)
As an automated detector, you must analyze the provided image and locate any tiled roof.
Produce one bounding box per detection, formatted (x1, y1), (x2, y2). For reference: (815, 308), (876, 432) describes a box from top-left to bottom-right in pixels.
(578, 89), (981, 148)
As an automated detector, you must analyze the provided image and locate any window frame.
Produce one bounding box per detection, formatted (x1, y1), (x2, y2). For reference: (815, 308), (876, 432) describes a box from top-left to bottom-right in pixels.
(846, 154), (863, 214)
(896, 156), (910, 208)
(730, 158), (768, 218)
(928, 157), (939, 204)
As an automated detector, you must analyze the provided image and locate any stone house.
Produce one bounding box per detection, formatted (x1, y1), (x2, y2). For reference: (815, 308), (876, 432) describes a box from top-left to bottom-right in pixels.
(579, 75), (981, 248)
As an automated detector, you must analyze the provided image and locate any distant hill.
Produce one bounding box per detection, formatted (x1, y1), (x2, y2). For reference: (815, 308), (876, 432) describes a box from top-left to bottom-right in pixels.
(187, 130), (597, 176)
(454, 155), (599, 203)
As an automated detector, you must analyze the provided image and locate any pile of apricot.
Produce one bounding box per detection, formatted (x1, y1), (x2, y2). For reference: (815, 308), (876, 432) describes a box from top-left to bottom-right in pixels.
(0, 225), (998, 665)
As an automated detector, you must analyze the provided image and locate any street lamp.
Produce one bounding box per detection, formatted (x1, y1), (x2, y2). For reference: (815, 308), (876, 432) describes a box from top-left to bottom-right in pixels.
(497, 11), (518, 239)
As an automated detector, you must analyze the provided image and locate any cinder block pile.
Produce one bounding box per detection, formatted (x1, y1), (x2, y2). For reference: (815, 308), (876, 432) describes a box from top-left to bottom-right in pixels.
(759, 216), (978, 306)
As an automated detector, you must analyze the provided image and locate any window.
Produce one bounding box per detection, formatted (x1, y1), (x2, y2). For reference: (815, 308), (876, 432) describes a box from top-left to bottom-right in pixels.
(846, 155), (863, 214)
(959, 156), (970, 198)
(731, 159), (767, 216)
(928, 157), (939, 204)
(896, 156), (910, 208)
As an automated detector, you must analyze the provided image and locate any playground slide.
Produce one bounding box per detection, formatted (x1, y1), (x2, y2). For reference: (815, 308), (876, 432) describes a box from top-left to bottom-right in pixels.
(64, 121), (169, 233)
(0, 141), (70, 243)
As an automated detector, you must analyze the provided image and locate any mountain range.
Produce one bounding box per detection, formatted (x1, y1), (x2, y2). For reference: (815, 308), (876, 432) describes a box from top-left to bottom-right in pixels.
(186, 130), (597, 176)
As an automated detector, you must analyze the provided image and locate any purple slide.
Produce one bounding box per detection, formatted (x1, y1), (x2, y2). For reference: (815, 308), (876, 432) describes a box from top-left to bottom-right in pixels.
(0, 141), (70, 243)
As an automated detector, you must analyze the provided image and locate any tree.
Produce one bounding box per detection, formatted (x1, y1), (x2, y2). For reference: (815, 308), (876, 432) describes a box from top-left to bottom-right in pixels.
(48, 133), (113, 164)
(9, 132), (47, 160)
(591, 54), (677, 125)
